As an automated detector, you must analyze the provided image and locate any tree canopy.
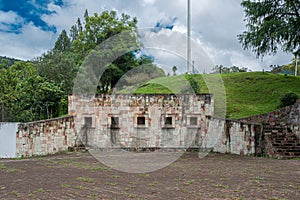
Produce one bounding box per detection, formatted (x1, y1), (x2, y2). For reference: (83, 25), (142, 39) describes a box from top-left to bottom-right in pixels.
(38, 10), (162, 96)
(212, 65), (249, 74)
(0, 62), (64, 122)
(72, 10), (138, 59)
(2, 10), (165, 122)
(238, 0), (300, 57)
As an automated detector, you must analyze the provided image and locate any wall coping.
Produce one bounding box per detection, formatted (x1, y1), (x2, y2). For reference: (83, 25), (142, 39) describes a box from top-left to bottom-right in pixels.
(71, 93), (214, 96)
(19, 116), (74, 126)
(208, 116), (261, 126)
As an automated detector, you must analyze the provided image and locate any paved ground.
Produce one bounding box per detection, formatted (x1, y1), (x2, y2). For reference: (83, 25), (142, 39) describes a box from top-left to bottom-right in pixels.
(0, 151), (299, 199)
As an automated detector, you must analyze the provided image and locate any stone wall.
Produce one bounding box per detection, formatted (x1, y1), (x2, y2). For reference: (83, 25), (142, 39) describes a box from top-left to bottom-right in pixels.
(239, 102), (300, 158)
(201, 117), (258, 155)
(68, 94), (259, 156)
(239, 102), (300, 125)
(10, 95), (300, 158)
(16, 116), (76, 157)
(69, 94), (214, 149)
(258, 124), (300, 158)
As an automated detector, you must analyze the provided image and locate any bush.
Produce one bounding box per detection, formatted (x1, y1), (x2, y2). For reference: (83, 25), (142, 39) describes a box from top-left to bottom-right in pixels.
(279, 93), (299, 108)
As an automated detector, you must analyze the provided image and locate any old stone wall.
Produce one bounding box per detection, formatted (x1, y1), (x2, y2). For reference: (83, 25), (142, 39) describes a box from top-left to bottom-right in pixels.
(16, 116), (76, 157)
(258, 124), (300, 158)
(69, 94), (214, 149)
(68, 94), (260, 156)
(238, 102), (300, 158)
(2, 95), (298, 158)
(239, 102), (300, 125)
(202, 117), (258, 155)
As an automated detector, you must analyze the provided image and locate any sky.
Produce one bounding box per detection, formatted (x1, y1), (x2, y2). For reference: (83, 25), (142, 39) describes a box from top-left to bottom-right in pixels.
(0, 0), (294, 73)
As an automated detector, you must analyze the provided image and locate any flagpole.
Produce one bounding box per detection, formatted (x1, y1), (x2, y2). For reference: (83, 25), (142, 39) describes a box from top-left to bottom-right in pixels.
(295, 54), (298, 76)
(187, 0), (191, 74)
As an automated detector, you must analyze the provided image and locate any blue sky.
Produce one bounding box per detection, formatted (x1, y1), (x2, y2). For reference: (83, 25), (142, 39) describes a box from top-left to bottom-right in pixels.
(0, 0), (64, 33)
(0, 0), (293, 72)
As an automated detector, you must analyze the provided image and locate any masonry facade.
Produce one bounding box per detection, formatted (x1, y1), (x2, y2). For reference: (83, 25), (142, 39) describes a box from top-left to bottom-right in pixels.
(16, 116), (76, 157)
(68, 94), (261, 156)
(69, 94), (214, 149)
(1, 94), (299, 158)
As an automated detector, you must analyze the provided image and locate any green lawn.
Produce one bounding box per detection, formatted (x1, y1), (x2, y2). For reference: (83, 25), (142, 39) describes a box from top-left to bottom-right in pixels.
(119, 72), (300, 119)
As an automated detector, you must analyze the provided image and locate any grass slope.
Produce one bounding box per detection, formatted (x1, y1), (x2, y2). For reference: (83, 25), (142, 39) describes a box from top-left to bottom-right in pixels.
(130, 72), (300, 119)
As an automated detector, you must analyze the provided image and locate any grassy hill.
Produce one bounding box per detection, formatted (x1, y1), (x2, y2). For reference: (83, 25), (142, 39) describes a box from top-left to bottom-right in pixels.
(122, 72), (300, 120)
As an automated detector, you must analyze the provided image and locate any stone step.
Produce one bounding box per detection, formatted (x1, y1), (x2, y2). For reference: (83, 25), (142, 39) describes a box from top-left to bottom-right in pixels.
(263, 128), (287, 132)
(272, 144), (299, 148)
(283, 152), (300, 156)
(276, 155), (300, 159)
(274, 148), (300, 154)
(273, 140), (298, 144)
(286, 149), (300, 153)
(276, 149), (300, 153)
(274, 145), (300, 149)
(278, 149), (300, 153)
(273, 142), (299, 146)
(268, 135), (298, 141)
(264, 132), (286, 136)
(265, 130), (300, 158)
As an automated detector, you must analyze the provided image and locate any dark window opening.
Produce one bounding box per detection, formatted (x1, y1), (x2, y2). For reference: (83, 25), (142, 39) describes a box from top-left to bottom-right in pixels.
(137, 117), (146, 125)
(190, 117), (197, 126)
(84, 117), (92, 127)
(165, 117), (173, 126)
(111, 117), (119, 129)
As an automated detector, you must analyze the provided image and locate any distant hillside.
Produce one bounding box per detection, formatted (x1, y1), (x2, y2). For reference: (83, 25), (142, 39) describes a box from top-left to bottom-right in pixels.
(124, 72), (300, 119)
(0, 56), (22, 68)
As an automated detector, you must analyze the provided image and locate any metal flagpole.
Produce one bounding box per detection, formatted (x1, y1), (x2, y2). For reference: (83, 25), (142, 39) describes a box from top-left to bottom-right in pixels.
(187, 0), (191, 74)
(295, 54), (298, 76)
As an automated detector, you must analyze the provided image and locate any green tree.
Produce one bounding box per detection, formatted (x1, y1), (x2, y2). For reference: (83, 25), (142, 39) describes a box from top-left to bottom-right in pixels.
(0, 58), (10, 70)
(117, 62), (165, 90)
(238, 0), (300, 58)
(70, 18), (83, 43)
(212, 65), (248, 74)
(54, 29), (71, 52)
(180, 75), (200, 94)
(37, 51), (79, 95)
(0, 56), (20, 70)
(72, 10), (138, 59)
(189, 78), (200, 94)
(172, 66), (177, 76)
(0, 62), (64, 122)
(282, 56), (300, 75)
(71, 10), (161, 95)
(98, 64), (124, 94)
(39, 10), (159, 98)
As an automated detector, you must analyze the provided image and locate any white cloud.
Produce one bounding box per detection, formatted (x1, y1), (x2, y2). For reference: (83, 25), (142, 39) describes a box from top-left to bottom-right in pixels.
(0, 11), (23, 24)
(0, 0), (293, 70)
(141, 0), (157, 6)
(140, 27), (214, 74)
(0, 11), (52, 60)
(0, 22), (56, 60)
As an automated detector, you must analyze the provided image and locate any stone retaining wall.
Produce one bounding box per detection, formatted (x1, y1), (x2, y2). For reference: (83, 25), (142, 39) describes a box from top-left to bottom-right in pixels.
(202, 117), (258, 155)
(6, 95), (300, 158)
(239, 102), (300, 125)
(16, 116), (76, 157)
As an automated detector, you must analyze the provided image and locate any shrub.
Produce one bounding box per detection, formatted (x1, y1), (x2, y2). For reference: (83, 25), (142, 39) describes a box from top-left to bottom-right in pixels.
(279, 93), (299, 108)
